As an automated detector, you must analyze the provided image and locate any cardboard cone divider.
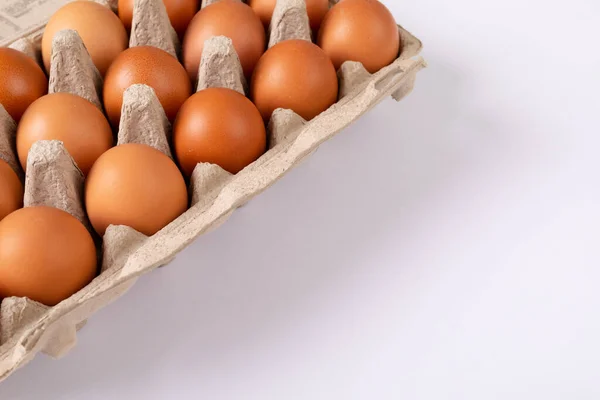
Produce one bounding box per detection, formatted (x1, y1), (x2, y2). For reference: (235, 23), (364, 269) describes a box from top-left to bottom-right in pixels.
(0, 105), (21, 181)
(0, 0), (426, 381)
(23, 141), (90, 231)
(129, 0), (179, 58)
(48, 30), (103, 110)
(195, 36), (247, 95)
(268, 0), (312, 47)
(8, 37), (41, 66)
(201, 0), (221, 9)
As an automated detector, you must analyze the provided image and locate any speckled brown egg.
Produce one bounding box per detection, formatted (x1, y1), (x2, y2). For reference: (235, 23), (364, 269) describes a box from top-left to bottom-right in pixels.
(103, 46), (192, 128)
(118, 0), (199, 40)
(17, 93), (113, 175)
(0, 48), (47, 122)
(85, 143), (188, 236)
(0, 206), (97, 306)
(173, 87), (266, 176)
(42, 1), (128, 76)
(317, 0), (400, 73)
(251, 39), (338, 122)
(248, 0), (329, 34)
(182, 0), (265, 81)
(0, 160), (23, 222)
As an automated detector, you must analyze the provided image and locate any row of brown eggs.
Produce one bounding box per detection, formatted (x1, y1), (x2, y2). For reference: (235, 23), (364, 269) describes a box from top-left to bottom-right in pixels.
(0, 0), (400, 306)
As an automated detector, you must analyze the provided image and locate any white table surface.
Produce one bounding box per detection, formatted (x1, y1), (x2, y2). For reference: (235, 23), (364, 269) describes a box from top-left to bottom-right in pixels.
(2, 0), (600, 398)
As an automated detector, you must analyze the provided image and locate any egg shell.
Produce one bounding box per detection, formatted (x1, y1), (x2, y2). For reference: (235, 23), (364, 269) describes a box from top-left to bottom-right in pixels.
(17, 93), (113, 175)
(317, 0), (400, 73)
(0, 206), (97, 306)
(248, 0), (329, 33)
(103, 46), (192, 128)
(251, 39), (338, 121)
(182, 0), (265, 80)
(0, 48), (48, 122)
(173, 87), (266, 176)
(118, 0), (199, 40)
(85, 143), (188, 236)
(0, 159), (23, 222)
(42, 1), (128, 76)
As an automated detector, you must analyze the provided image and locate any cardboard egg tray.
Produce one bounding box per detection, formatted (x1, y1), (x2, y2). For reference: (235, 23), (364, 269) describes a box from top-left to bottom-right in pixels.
(0, 0), (425, 382)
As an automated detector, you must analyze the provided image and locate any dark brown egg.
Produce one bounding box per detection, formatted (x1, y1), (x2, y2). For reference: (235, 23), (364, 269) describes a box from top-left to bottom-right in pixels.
(173, 87), (266, 176)
(182, 0), (265, 81)
(17, 93), (113, 175)
(318, 0), (400, 73)
(251, 39), (338, 122)
(85, 143), (188, 236)
(103, 46), (192, 128)
(0, 206), (97, 306)
(0, 48), (47, 122)
(118, 0), (199, 40)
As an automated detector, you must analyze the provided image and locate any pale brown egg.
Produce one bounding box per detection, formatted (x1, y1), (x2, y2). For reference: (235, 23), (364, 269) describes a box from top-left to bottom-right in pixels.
(103, 46), (192, 128)
(118, 0), (199, 40)
(317, 0), (400, 73)
(173, 88), (266, 176)
(0, 159), (23, 222)
(248, 0), (329, 33)
(0, 48), (47, 122)
(182, 0), (265, 80)
(85, 143), (188, 236)
(0, 206), (97, 306)
(251, 39), (338, 121)
(17, 93), (113, 175)
(42, 1), (128, 76)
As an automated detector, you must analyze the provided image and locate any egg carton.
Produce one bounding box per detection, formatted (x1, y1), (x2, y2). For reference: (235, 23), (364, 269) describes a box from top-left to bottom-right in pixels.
(0, 0), (425, 382)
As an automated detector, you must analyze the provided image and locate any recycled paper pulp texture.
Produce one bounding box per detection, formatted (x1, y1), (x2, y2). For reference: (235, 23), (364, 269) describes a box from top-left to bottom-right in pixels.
(0, 0), (425, 382)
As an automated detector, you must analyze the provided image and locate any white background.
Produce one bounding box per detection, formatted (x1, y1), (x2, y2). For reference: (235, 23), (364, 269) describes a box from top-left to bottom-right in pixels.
(2, 0), (600, 398)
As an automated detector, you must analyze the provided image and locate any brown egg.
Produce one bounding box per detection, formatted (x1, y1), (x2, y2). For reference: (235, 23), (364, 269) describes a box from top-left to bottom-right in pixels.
(0, 206), (96, 306)
(251, 39), (338, 121)
(0, 48), (47, 122)
(317, 0), (400, 73)
(42, 1), (128, 76)
(173, 88), (266, 176)
(118, 0), (199, 40)
(85, 143), (188, 236)
(248, 0), (329, 33)
(0, 160), (23, 222)
(103, 46), (192, 128)
(182, 0), (265, 80)
(17, 93), (113, 175)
